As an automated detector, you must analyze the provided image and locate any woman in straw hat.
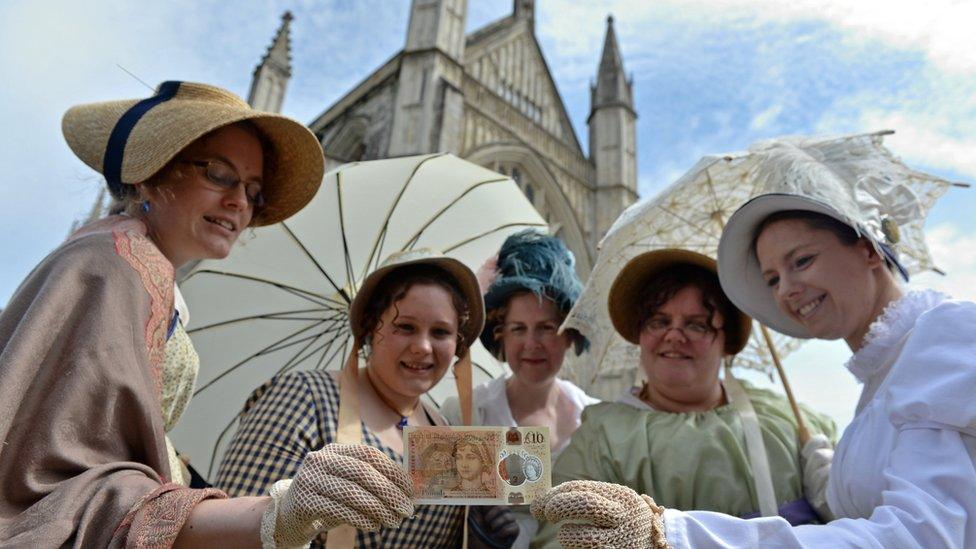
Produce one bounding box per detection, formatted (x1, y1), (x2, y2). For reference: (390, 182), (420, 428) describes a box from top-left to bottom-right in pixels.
(215, 248), (519, 548)
(533, 153), (976, 548)
(532, 249), (835, 549)
(0, 82), (418, 548)
(441, 230), (598, 548)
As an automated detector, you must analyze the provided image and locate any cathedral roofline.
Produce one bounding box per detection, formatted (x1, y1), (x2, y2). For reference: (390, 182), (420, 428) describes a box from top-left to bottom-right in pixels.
(465, 13), (584, 154)
(307, 51), (402, 132)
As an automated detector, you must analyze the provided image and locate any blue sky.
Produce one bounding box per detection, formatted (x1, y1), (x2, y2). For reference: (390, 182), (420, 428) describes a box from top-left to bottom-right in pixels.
(2, 0), (974, 429)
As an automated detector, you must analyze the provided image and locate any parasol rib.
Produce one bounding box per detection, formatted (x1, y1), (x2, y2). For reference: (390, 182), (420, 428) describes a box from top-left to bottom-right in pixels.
(183, 270), (344, 308)
(361, 153), (446, 279)
(280, 221), (351, 304)
(193, 319), (328, 395)
(400, 176), (510, 250)
(188, 308), (334, 333)
(442, 222), (547, 253)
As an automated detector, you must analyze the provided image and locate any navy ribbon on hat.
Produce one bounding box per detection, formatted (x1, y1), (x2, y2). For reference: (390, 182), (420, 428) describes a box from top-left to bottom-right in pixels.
(102, 80), (182, 199)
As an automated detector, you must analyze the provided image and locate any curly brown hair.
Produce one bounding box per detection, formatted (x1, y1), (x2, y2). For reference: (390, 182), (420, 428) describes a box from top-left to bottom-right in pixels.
(357, 264), (473, 357)
(635, 264), (742, 354)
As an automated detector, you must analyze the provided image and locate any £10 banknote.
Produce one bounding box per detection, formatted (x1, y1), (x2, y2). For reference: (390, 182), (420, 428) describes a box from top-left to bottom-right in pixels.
(402, 426), (551, 505)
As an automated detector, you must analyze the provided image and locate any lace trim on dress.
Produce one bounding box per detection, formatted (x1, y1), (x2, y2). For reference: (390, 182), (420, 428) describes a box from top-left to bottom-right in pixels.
(844, 290), (947, 383)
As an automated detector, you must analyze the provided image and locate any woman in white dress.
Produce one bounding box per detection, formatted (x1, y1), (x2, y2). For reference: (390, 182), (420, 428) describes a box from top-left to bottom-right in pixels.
(532, 154), (976, 548)
(442, 230), (599, 548)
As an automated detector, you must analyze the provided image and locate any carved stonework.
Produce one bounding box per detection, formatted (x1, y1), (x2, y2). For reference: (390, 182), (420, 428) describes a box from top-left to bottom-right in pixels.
(268, 1), (638, 276)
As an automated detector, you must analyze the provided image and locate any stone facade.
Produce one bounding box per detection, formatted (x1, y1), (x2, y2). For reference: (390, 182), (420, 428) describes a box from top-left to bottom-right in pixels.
(249, 1), (639, 276)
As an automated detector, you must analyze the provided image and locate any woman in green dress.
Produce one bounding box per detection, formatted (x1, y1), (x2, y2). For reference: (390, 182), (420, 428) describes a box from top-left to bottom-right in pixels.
(533, 249), (836, 548)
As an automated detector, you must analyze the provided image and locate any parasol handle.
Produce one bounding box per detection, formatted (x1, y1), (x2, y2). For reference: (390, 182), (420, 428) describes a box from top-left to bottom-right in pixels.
(328, 342), (362, 549)
(453, 351), (474, 426)
(759, 324), (811, 445)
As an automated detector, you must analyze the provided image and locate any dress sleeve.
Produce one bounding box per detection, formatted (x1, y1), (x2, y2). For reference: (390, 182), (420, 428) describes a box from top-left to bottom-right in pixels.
(214, 373), (323, 497)
(665, 427), (976, 547)
(663, 303), (976, 548)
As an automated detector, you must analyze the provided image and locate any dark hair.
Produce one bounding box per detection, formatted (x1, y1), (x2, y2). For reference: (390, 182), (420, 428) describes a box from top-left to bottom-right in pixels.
(751, 210), (860, 254)
(635, 264), (742, 354)
(358, 264), (473, 357)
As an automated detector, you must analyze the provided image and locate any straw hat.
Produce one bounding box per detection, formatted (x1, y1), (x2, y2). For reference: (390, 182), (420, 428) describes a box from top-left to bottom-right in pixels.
(608, 249), (752, 354)
(717, 137), (918, 337)
(348, 248), (486, 353)
(61, 80), (324, 226)
(478, 230), (587, 358)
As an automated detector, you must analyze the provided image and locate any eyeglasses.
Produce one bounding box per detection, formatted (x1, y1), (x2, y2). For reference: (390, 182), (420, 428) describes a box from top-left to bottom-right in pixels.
(640, 316), (720, 342)
(182, 159), (265, 211)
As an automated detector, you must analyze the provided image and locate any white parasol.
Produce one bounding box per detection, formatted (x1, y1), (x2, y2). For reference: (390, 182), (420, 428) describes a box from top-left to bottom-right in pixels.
(562, 130), (963, 438)
(168, 153), (547, 477)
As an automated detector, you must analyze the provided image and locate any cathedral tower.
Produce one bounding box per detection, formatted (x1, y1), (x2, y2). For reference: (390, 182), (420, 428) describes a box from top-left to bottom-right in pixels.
(513, 0), (534, 29)
(588, 15), (637, 241)
(388, 0), (468, 155)
(247, 11), (293, 113)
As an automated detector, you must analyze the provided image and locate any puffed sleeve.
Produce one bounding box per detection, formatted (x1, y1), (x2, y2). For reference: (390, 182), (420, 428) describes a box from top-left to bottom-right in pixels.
(661, 302), (976, 547)
(885, 300), (976, 435)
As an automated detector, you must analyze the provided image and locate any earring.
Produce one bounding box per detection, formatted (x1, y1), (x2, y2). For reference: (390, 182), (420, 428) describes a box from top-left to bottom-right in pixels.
(140, 200), (150, 213)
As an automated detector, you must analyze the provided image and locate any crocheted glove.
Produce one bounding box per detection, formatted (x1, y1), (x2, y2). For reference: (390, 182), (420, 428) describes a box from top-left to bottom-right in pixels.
(801, 434), (835, 522)
(259, 443), (414, 548)
(531, 480), (669, 548)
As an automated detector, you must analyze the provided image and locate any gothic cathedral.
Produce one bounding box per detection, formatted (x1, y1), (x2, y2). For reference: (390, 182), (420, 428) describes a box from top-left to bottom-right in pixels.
(250, 1), (637, 275)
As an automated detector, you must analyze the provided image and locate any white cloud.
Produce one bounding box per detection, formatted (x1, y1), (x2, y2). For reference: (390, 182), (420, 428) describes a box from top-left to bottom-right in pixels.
(749, 103), (784, 131)
(911, 222), (976, 301)
(856, 112), (976, 181)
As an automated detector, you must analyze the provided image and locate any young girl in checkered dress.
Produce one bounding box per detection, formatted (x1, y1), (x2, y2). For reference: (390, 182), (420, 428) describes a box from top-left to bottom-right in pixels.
(216, 255), (518, 547)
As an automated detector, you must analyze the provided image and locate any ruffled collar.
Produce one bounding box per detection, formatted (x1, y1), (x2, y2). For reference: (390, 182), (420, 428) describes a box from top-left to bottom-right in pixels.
(845, 289), (947, 382)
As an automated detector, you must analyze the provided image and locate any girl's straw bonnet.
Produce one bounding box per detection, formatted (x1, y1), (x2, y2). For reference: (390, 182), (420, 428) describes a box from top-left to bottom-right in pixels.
(608, 248), (752, 354)
(348, 248), (486, 353)
(61, 80), (324, 226)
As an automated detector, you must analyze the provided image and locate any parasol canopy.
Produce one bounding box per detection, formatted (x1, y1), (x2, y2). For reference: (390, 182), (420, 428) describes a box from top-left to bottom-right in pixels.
(562, 130), (959, 401)
(168, 153), (547, 476)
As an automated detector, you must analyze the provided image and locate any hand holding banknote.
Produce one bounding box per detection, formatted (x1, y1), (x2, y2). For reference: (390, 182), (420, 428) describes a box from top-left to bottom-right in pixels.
(260, 443), (414, 547)
(530, 480), (669, 549)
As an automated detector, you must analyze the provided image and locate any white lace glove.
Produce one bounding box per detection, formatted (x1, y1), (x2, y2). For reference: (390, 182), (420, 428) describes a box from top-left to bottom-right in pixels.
(801, 434), (834, 522)
(260, 443), (414, 548)
(531, 480), (669, 549)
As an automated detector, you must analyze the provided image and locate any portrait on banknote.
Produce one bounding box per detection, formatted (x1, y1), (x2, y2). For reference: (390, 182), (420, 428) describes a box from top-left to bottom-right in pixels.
(403, 426), (551, 505)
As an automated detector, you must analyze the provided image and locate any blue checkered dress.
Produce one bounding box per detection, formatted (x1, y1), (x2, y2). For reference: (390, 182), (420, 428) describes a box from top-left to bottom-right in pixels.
(215, 371), (463, 548)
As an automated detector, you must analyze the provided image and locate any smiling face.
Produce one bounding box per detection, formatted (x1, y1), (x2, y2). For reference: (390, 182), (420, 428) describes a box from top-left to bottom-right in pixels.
(367, 283), (460, 400)
(499, 292), (571, 386)
(755, 218), (886, 346)
(139, 124), (263, 267)
(638, 286), (726, 406)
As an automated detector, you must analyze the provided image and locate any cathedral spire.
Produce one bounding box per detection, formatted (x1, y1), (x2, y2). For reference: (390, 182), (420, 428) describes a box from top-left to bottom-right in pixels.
(513, 0), (534, 29)
(247, 11), (293, 112)
(588, 13), (637, 246)
(591, 15), (633, 112)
